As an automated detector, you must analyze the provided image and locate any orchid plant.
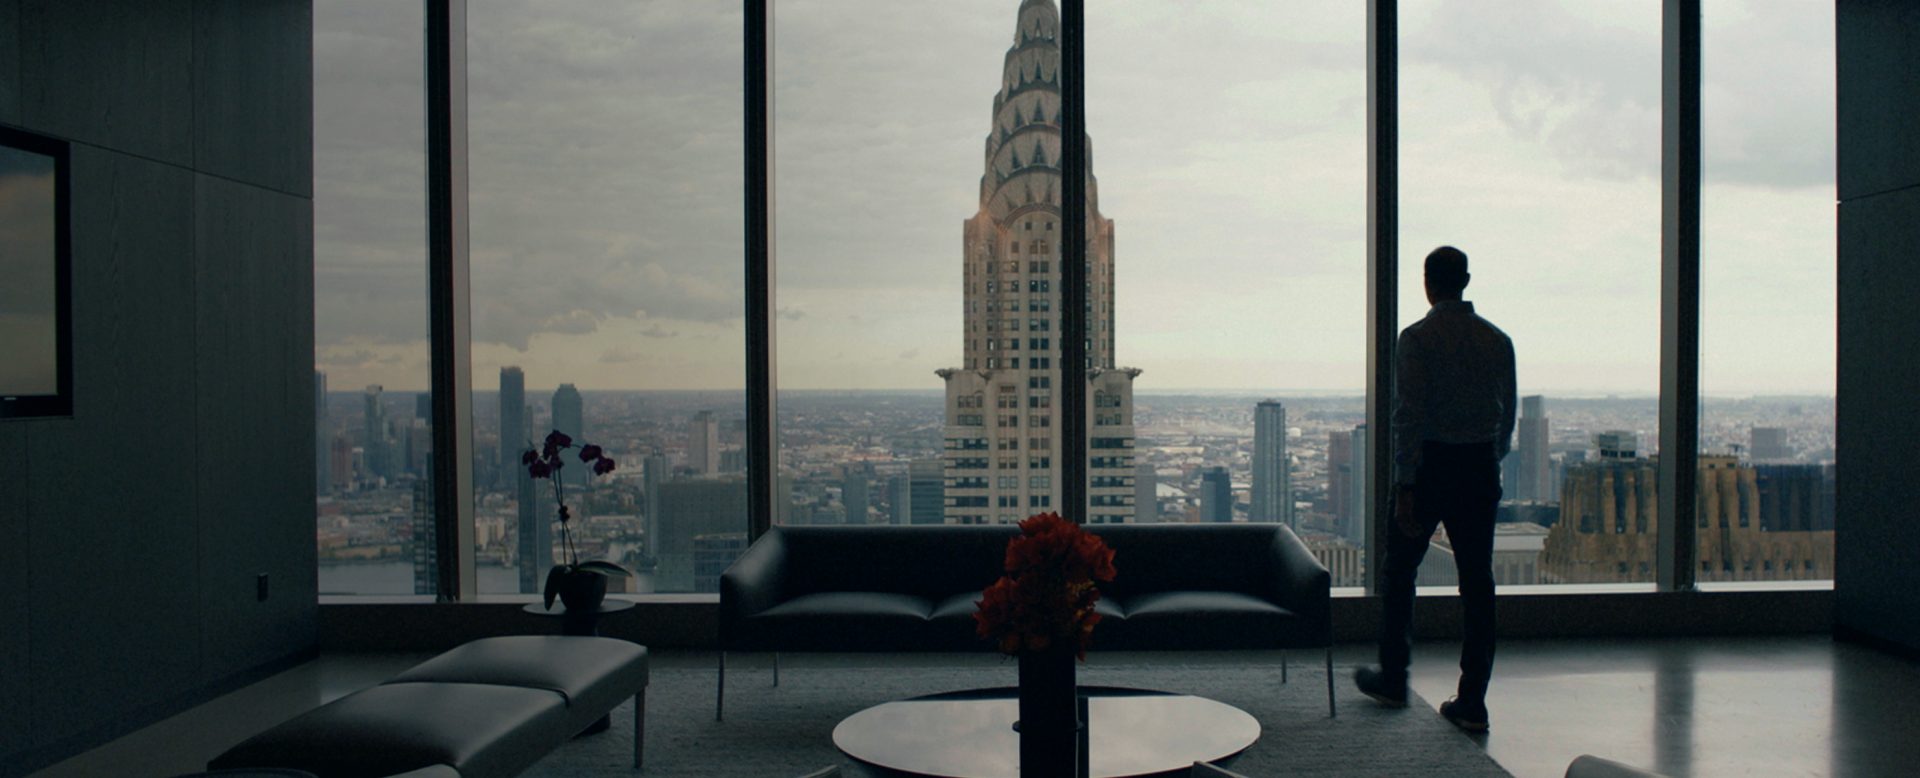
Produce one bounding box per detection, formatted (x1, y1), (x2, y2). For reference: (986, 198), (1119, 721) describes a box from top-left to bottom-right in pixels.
(523, 429), (631, 609)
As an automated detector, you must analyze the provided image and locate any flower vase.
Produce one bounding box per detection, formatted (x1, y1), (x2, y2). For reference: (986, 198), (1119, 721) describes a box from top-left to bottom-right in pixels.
(557, 570), (607, 613)
(1017, 648), (1079, 777)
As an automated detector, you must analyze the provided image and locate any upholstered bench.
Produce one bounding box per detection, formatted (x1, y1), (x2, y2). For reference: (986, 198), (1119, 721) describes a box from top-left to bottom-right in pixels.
(209, 636), (649, 777)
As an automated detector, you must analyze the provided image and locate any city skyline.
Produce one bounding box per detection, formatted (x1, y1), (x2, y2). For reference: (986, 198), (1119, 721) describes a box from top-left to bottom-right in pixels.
(313, 0), (1837, 397)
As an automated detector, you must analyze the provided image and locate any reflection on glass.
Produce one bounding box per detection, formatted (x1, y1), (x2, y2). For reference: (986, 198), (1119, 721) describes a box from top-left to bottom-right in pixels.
(1401, 0), (1661, 585)
(1698, 0), (1835, 584)
(467, 1), (745, 595)
(0, 143), (59, 400)
(313, 0), (432, 596)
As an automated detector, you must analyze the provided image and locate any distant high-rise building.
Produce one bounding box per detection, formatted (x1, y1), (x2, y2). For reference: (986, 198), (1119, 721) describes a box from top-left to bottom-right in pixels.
(1596, 430), (1638, 460)
(1346, 425), (1369, 548)
(415, 391), (432, 421)
(1542, 455), (1835, 583)
(937, 0), (1138, 525)
(328, 435), (352, 491)
(411, 466), (435, 596)
(314, 371), (330, 494)
(689, 411), (720, 475)
(656, 477), (749, 592)
(1515, 395), (1551, 501)
(909, 458), (945, 525)
(1328, 430), (1353, 529)
(1134, 462), (1157, 523)
(498, 367), (526, 489)
(362, 385), (390, 481)
(1200, 467), (1232, 523)
(887, 474), (912, 525)
(551, 384), (585, 489)
(516, 464), (547, 594)
(1252, 400), (1292, 526)
(843, 466), (870, 525)
(692, 533), (749, 594)
(643, 452), (669, 560)
(1750, 427), (1792, 461)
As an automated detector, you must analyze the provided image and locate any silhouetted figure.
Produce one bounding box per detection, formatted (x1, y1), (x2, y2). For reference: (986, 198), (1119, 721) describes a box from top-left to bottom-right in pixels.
(1355, 245), (1515, 732)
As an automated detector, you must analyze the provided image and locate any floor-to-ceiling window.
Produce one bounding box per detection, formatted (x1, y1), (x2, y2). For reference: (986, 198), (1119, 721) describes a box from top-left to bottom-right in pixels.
(1697, 0), (1836, 587)
(1089, 0), (1369, 582)
(313, 1), (432, 596)
(466, 1), (748, 596)
(1400, 0), (1663, 589)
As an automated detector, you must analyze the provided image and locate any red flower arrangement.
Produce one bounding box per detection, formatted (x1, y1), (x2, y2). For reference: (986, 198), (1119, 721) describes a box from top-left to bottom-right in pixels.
(974, 512), (1118, 659)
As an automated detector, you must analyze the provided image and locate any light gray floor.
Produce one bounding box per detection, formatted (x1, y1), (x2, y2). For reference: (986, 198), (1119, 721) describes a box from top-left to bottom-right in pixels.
(29, 636), (1920, 778)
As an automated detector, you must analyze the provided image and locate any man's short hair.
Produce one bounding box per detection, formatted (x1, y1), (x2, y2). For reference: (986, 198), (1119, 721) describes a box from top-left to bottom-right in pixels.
(1426, 245), (1469, 296)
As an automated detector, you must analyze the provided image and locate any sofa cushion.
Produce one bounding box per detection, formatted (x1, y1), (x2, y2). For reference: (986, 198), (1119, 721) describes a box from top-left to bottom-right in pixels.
(384, 635), (648, 731)
(208, 682), (568, 778)
(750, 592), (937, 651)
(1102, 591), (1296, 650)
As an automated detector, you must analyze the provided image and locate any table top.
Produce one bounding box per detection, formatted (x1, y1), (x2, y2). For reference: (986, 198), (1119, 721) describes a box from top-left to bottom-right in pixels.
(520, 599), (636, 618)
(832, 686), (1260, 778)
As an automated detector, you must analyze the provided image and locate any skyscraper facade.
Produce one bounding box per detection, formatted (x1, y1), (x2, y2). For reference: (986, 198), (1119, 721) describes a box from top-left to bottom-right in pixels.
(314, 371), (330, 494)
(498, 366), (525, 489)
(1200, 466), (1233, 522)
(1515, 395), (1550, 501)
(689, 410), (720, 475)
(1750, 426), (1791, 461)
(909, 458), (946, 526)
(1328, 429), (1352, 528)
(939, 0), (1138, 524)
(842, 466), (870, 524)
(362, 384), (389, 482)
(1251, 400), (1292, 526)
(411, 468), (435, 595)
(551, 383), (584, 489)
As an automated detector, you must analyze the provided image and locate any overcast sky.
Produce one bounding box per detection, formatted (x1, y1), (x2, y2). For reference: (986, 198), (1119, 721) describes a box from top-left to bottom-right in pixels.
(312, 0), (1835, 397)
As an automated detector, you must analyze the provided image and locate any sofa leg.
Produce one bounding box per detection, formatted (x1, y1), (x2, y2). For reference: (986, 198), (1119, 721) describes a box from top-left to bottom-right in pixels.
(634, 688), (647, 769)
(773, 652), (780, 687)
(1325, 647), (1336, 718)
(1281, 651), (1289, 684)
(715, 652), (726, 722)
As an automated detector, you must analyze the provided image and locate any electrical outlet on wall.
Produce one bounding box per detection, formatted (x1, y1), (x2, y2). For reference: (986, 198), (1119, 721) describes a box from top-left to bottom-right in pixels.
(257, 573), (270, 602)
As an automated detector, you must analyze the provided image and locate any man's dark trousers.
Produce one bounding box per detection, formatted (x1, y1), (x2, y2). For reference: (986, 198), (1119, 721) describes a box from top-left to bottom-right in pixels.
(1379, 440), (1502, 704)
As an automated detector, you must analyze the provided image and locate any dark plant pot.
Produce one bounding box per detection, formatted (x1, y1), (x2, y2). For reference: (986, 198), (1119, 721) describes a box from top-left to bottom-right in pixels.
(1017, 647), (1080, 777)
(556, 570), (607, 613)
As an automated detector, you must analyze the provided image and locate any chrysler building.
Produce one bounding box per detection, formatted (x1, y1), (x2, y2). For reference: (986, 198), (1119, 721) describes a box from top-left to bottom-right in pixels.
(938, 0), (1140, 525)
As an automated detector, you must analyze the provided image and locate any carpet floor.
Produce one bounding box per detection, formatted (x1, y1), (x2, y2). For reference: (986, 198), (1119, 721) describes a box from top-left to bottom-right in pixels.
(524, 654), (1512, 778)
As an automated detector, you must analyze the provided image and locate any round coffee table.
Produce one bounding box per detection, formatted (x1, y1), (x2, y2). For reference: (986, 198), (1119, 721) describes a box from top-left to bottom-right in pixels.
(832, 686), (1259, 778)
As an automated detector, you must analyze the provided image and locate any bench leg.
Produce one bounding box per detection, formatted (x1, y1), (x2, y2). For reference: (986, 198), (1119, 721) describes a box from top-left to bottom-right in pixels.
(715, 652), (726, 722)
(1281, 651), (1289, 684)
(634, 688), (647, 769)
(1325, 646), (1336, 718)
(773, 652), (780, 687)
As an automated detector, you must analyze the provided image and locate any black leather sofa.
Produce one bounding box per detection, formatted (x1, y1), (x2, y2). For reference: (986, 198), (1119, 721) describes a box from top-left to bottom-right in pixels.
(718, 523), (1333, 717)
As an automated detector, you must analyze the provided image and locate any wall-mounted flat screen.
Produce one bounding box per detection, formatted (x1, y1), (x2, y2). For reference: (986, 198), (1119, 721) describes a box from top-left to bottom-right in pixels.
(0, 126), (71, 419)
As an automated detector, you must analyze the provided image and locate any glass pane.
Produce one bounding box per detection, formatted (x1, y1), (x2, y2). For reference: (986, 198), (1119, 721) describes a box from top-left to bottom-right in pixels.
(1698, 0), (1835, 586)
(1400, 1), (1661, 587)
(1090, 1), (1367, 582)
(313, 1), (432, 596)
(773, 1), (1041, 529)
(468, 1), (746, 595)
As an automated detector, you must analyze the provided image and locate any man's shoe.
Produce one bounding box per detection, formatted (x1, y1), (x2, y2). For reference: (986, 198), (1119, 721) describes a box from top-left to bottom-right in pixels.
(1439, 697), (1490, 732)
(1353, 666), (1408, 708)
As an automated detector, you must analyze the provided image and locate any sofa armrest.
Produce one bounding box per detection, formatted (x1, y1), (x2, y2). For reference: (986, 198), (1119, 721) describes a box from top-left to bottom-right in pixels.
(719, 528), (790, 647)
(1265, 525), (1332, 642)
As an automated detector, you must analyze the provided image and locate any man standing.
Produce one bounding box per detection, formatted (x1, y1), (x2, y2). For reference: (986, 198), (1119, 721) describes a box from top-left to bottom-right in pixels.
(1355, 245), (1516, 732)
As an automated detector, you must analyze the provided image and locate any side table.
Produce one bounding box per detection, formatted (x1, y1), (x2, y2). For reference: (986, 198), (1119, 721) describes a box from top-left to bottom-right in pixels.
(522, 599), (637, 735)
(521, 599), (636, 637)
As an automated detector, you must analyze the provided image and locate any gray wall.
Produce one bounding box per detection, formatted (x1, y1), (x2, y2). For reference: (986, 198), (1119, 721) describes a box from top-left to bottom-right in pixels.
(1836, 0), (1920, 652)
(0, 0), (315, 772)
